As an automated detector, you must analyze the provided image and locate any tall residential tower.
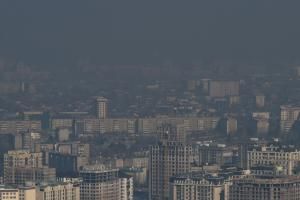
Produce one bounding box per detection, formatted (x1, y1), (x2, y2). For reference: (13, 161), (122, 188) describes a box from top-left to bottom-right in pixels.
(96, 97), (108, 119)
(149, 124), (192, 200)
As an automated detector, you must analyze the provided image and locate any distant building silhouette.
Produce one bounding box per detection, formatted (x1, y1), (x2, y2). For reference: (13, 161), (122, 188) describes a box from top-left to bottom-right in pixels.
(96, 97), (108, 119)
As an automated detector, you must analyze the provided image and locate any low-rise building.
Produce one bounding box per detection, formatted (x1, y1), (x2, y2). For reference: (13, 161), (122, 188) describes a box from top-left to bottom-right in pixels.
(0, 187), (19, 200)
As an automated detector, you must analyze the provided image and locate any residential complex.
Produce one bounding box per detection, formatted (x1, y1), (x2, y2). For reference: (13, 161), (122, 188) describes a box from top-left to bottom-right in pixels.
(229, 175), (300, 200)
(170, 173), (227, 200)
(80, 165), (133, 200)
(247, 144), (300, 175)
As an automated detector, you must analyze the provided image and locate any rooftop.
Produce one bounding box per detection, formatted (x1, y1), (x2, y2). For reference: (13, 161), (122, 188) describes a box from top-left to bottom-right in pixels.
(233, 175), (300, 184)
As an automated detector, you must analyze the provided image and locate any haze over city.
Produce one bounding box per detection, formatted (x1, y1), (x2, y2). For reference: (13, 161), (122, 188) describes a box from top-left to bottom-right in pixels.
(1, 1), (300, 65)
(1, 1), (300, 200)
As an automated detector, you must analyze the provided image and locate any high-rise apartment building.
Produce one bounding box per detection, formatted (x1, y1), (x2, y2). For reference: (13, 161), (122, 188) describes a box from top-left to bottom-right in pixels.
(229, 175), (300, 200)
(280, 105), (300, 134)
(149, 124), (192, 200)
(96, 97), (108, 119)
(80, 166), (133, 200)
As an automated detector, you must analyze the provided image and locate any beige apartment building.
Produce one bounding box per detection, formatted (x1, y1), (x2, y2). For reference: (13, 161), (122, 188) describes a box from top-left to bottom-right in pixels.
(0, 187), (19, 200)
(0, 120), (41, 134)
(4, 150), (56, 184)
(280, 105), (300, 134)
(0, 182), (79, 200)
(229, 175), (300, 200)
(51, 118), (74, 130)
(96, 96), (108, 119)
(0, 186), (35, 200)
(209, 80), (240, 98)
(19, 186), (36, 200)
(138, 116), (220, 135)
(247, 145), (300, 175)
(149, 124), (192, 200)
(36, 182), (80, 200)
(169, 173), (227, 200)
(77, 116), (219, 135)
(80, 166), (133, 200)
(4, 150), (43, 168)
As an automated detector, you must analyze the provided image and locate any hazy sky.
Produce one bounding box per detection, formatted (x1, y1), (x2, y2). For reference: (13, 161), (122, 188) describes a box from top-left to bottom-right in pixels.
(0, 1), (300, 65)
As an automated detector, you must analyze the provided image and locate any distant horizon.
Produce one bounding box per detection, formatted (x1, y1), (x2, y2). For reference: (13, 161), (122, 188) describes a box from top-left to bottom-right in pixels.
(0, 1), (300, 67)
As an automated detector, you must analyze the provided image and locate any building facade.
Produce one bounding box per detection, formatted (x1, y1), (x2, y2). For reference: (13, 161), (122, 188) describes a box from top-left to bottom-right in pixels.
(209, 80), (240, 98)
(229, 175), (300, 200)
(169, 173), (227, 200)
(280, 105), (300, 134)
(0, 120), (41, 134)
(0, 186), (36, 200)
(96, 97), (108, 119)
(80, 166), (133, 200)
(19, 186), (36, 200)
(247, 145), (300, 175)
(198, 143), (233, 166)
(149, 124), (192, 200)
(0, 187), (19, 200)
(4, 150), (56, 184)
(36, 182), (80, 200)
